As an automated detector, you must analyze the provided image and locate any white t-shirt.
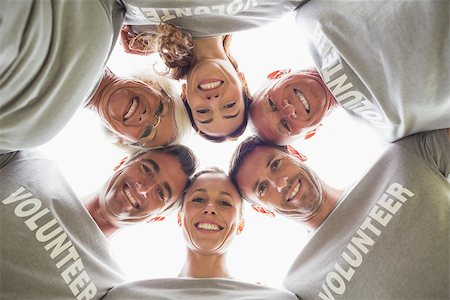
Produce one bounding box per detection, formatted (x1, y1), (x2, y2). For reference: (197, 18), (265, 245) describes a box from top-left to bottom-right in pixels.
(296, 1), (450, 142)
(0, 150), (124, 299)
(284, 129), (450, 299)
(104, 277), (298, 299)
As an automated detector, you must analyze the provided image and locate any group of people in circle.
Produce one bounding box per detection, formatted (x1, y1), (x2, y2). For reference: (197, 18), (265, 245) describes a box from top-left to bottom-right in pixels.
(1, 1), (449, 299)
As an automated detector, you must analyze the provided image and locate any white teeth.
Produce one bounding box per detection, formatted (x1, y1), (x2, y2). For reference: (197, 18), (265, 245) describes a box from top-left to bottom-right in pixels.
(294, 89), (310, 113)
(124, 97), (138, 120)
(199, 80), (222, 90)
(288, 180), (301, 201)
(196, 223), (221, 231)
(124, 186), (139, 208)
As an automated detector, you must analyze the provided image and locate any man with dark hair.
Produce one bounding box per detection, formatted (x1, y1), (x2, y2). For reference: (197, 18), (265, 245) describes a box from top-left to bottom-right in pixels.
(0, 145), (198, 299)
(229, 130), (449, 299)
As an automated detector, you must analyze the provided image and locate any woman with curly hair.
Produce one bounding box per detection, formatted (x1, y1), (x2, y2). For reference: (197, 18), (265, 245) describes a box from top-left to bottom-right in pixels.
(117, 1), (305, 142)
(121, 23), (253, 142)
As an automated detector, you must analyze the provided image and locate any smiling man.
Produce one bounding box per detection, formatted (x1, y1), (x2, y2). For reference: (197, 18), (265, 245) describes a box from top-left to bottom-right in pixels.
(230, 130), (449, 299)
(251, 1), (449, 145)
(0, 145), (197, 299)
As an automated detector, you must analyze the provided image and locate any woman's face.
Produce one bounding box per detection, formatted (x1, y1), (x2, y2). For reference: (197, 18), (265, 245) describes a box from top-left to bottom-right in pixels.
(96, 77), (177, 148)
(184, 59), (246, 138)
(180, 172), (243, 255)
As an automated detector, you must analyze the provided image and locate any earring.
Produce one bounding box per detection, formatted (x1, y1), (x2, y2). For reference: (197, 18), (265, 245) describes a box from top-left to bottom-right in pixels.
(304, 124), (323, 140)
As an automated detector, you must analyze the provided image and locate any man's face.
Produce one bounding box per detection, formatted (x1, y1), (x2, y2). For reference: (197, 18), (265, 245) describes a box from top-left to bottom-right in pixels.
(96, 78), (177, 147)
(236, 146), (324, 221)
(99, 151), (188, 224)
(185, 59), (245, 137)
(250, 70), (333, 144)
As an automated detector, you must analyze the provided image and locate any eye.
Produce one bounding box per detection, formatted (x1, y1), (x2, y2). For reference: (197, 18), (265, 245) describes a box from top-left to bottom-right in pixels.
(196, 108), (209, 114)
(192, 197), (205, 203)
(156, 186), (166, 202)
(155, 101), (164, 116)
(268, 97), (277, 111)
(270, 159), (281, 172)
(281, 119), (292, 133)
(140, 126), (153, 139)
(142, 164), (153, 176)
(223, 102), (236, 109)
(219, 200), (232, 207)
(257, 181), (268, 198)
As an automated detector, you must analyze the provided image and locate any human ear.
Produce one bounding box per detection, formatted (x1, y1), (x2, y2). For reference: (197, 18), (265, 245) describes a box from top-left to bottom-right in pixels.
(267, 69), (291, 80)
(286, 145), (307, 162)
(181, 83), (187, 102)
(251, 205), (275, 218)
(236, 219), (245, 235)
(113, 156), (129, 171)
(146, 216), (166, 223)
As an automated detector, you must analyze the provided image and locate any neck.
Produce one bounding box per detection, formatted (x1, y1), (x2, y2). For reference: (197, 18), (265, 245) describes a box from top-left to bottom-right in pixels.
(303, 184), (343, 231)
(178, 248), (230, 278)
(192, 36), (227, 62)
(83, 191), (119, 237)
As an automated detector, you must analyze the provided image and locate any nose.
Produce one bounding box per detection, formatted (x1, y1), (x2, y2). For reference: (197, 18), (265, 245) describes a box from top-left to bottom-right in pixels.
(135, 180), (154, 198)
(280, 100), (296, 118)
(268, 176), (288, 192)
(205, 93), (220, 101)
(202, 203), (217, 215)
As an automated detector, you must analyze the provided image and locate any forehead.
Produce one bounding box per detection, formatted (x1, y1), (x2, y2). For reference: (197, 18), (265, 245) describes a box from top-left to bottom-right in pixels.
(195, 110), (245, 137)
(190, 173), (239, 197)
(236, 146), (287, 193)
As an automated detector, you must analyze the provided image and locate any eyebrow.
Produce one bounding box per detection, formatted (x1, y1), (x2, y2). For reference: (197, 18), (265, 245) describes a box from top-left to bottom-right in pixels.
(219, 191), (232, 197)
(252, 154), (275, 194)
(199, 119), (213, 124)
(142, 159), (160, 173)
(223, 111), (240, 119)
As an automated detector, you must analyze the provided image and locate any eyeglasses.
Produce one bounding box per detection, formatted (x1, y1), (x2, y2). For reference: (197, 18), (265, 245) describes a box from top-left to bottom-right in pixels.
(137, 88), (171, 147)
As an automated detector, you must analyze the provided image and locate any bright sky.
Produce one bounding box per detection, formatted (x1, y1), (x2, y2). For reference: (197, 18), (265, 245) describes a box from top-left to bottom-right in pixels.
(38, 14), (386, 288)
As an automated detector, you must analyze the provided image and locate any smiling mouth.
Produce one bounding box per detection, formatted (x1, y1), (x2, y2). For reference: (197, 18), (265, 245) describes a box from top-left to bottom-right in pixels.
(286, 179), (302, 202)
(195, 222), (223, 231)
(124, 97), (138, 120)
(294, 89), (310, 113)
(124, 185), (140, 209)
(198, 80), (224, 91)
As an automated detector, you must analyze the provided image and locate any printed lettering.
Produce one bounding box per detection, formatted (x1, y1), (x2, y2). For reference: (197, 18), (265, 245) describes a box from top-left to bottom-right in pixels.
(56, 246), (79, 269)
(360, 217), (382, 236)
(319, 283), (336, 300)
(24, 208), (50, 230)
(135, 1), (259, 23)
(342, 244), (363, 267)
(351, 229), (375, 254)
(36, 219), (63, 242)
(326, 271), (346, 295)
(61, 258), (85, 284)
(3, 187), (98, 298)
(2, 186), (32, 204)
(369, 204), (392, 227)
(318, 182), (415, 299)
(69, 270), (91, 296)
(387, 183), (414, 203)
(78, 282), (97, 300)
(14, 198), (41, 217)
(174, 8), (193, 18)
(335, 263), (355, 281)
(46, 233), (73, 259)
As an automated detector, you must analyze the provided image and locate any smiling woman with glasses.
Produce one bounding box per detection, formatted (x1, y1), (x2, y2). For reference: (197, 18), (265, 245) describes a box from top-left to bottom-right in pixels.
(86, 68), (191, 150)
